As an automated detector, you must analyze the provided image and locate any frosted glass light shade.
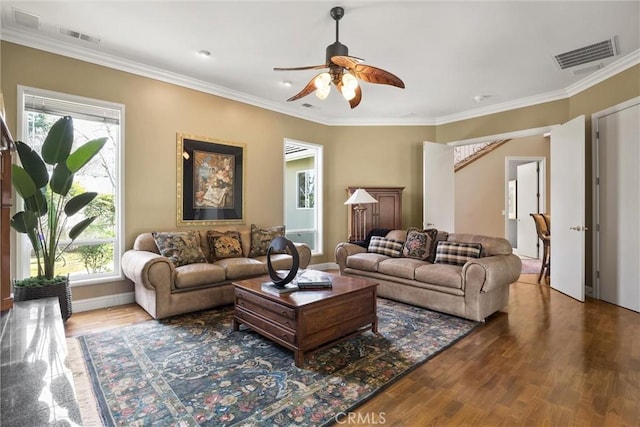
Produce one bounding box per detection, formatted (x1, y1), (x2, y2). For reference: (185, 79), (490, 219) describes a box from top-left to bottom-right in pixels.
(342, 72), (358, 90)
(344, 188), (378, 205)
(316, 85), (330, 100)
(314, 72), (331, 89)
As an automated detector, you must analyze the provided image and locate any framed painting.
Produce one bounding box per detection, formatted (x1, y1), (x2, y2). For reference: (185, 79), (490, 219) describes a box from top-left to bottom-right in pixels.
(177, 133), (246, 225)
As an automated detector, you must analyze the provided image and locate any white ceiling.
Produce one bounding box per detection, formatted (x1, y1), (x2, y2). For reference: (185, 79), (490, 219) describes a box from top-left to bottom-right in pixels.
(1, 1), (639, 126)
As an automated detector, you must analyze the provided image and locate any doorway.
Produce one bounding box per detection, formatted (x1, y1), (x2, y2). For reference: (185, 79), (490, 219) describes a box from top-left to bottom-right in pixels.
(505, 157), (546, 257)
(593, 98), (639, 312)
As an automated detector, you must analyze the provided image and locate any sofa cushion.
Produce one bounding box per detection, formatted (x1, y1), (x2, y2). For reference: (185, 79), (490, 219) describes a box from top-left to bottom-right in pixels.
(402, 228), (438, 262)
(252, 253), (296, 271)
(345, 252), (388, 272)
(368, 236), (404, 257)
(249, 224), (285, 257)
(435, 241), (482, 266)
(207, 230), (243, 261)
(152, 231), (207, 267)
(414, 264), (463, 289)
(174, 263), (226, 289)
(214, 257), (266, 279)
(378, 258), (429, 280)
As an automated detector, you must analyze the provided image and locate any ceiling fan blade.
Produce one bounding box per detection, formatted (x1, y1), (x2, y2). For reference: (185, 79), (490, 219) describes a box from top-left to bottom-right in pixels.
(335, 81), (362, 109)
(274, 64), (327, 71)
(286, 74), (319, 102)
(332, 56), (405, 89)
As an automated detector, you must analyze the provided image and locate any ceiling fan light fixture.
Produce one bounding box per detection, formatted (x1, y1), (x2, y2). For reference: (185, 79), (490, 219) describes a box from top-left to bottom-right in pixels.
(316, 85), (331, 100)
(314, 72), (331, 89)
(342, 87), (356, 101)
(342, 72), (358, 90)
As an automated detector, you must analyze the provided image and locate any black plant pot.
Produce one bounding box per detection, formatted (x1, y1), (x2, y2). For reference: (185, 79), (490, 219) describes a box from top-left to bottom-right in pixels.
(13, 277), (73, 322)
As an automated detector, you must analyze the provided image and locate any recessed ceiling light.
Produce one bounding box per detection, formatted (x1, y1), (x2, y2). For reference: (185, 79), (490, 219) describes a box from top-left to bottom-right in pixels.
(197, 50), (211, 57)
(282, 80), (292, 87)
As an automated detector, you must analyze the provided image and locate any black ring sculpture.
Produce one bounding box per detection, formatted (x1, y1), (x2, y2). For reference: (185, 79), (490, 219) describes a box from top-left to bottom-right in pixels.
(266, 236), (300, 287)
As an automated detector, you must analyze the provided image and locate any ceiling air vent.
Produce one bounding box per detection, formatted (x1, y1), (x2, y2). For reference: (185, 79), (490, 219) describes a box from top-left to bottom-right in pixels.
(301, 103), (319, 109)
(60, 27), (101, 44)
(12, 8), (39, 29)
(554, 38), (617, 70)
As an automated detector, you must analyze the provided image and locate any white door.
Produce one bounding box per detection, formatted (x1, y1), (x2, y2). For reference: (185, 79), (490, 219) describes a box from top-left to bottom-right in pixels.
(423, 142), (454, 231)
(550, 115), (586, 302)
(596, 101), (640, 312)
(516, 162), (539, 258)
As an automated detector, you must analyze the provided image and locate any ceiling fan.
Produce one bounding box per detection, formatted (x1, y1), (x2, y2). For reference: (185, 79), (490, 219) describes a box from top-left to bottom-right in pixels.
(274, 6), (405, 109)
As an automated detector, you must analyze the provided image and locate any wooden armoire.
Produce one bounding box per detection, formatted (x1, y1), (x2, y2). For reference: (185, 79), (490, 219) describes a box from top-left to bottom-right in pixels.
(346, 186), (403, 242)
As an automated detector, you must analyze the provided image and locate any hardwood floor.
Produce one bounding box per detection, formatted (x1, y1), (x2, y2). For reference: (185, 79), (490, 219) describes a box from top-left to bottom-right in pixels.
(65, 274), (640, 426)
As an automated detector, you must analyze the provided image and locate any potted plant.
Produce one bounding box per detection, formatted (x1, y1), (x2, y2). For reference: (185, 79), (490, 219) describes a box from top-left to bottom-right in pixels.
(11, 115), (106, 321)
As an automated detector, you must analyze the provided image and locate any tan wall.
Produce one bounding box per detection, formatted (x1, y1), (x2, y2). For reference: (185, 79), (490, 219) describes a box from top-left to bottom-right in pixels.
(1, 40), (637, 301)
(455, 136), (550, 237)
(325, 125), (435, 249)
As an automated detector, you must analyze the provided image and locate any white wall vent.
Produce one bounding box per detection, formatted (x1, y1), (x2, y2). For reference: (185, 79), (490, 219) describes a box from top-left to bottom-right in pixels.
(554, 38), (617, 69)
(12, 8), (39, 29)
(60, 27), (101, 44)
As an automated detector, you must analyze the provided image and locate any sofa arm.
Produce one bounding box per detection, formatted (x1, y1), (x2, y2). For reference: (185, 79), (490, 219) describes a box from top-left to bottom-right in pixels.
(335, 242), (367, 274)
(122, 249), (175, 292)
(463, 254), (522, 294)
(293, 242), (312, 268)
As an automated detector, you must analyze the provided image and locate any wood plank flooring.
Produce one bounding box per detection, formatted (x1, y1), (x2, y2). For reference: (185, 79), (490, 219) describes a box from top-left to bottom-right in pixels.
(64, 274), (640, 426)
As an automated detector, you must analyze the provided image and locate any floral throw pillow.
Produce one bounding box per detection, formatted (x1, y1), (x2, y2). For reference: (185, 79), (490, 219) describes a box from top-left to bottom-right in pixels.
(248, 224), (285, 257)
(152, 231), (207, 267)
(402, 228), (439, 262)
(207, 230), (243, 262)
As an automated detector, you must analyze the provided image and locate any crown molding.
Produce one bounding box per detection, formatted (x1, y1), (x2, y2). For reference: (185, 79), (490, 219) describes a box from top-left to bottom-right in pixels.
(434, 89), (570, 125)
(564, 49), (640, 96)
(0, 27), (332, 125)
(2, 27), (638, 127)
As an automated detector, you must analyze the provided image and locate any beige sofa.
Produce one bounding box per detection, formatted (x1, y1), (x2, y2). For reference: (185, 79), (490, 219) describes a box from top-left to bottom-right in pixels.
(122, 228), (311, 319)
(335, 230), (521, 321)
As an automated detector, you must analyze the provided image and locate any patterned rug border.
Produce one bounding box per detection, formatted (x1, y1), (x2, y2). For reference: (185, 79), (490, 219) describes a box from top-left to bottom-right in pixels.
(72, 299), (482, 426)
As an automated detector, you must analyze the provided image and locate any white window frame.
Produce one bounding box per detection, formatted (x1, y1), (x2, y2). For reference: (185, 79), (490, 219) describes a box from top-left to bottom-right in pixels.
(15, 85), (125, 286)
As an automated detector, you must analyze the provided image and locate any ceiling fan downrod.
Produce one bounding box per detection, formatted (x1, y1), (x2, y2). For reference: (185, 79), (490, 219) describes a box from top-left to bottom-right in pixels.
(331, 6), (344, 42)
(326, 6), (348, 65)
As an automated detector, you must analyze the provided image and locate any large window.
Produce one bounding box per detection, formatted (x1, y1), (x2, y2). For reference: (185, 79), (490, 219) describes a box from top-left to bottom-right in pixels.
(284, 140), (323, 254)
(16, 86), (124, 285)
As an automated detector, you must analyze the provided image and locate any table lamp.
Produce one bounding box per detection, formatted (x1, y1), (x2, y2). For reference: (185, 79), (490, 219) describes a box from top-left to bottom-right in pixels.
(344, 188), (378, 242)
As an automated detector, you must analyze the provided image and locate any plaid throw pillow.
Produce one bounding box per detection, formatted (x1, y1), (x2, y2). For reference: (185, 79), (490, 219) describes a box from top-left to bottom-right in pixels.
(434, 241), (482, 266)
(368, 236), (404, 257)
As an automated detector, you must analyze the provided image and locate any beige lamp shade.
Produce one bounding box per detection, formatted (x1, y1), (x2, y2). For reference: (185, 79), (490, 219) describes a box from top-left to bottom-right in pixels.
(344, 188), (378, 205)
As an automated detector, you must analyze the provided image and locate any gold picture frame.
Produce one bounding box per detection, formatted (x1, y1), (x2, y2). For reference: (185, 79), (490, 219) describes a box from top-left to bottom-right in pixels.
(177, 133), (246, 225)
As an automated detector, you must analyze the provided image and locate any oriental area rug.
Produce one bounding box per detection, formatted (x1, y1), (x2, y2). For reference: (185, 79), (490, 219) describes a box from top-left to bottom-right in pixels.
(70, 298), (480, 426)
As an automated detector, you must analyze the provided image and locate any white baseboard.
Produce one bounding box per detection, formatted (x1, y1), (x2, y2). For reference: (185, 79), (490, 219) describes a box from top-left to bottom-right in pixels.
(73, 292), (135, 313)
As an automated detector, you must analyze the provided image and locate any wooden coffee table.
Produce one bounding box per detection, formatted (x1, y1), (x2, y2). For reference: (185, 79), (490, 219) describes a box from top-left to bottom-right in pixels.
(232, 273), (378, 367)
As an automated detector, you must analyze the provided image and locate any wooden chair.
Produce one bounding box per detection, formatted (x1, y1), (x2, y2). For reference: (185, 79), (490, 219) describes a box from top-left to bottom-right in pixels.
(530, 213), (551, 283)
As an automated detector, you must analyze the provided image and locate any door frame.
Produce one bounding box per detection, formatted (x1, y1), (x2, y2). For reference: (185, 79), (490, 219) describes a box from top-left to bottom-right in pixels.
(591, 96), (640, 301)
(504, 156), (547, 255)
